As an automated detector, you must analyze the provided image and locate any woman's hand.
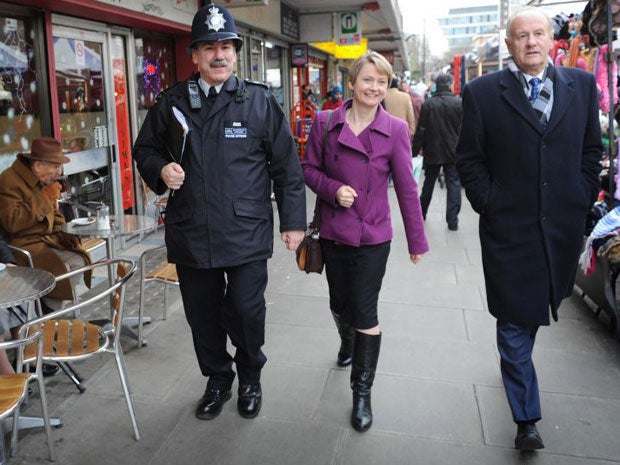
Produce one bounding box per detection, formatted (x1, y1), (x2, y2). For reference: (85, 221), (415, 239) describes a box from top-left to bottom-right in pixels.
(336, 186), (357, 208)
(410, 254), (424, 264)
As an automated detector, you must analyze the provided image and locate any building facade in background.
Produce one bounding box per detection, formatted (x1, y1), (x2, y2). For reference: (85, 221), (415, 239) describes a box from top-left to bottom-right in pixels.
(437, 5), (499, 53)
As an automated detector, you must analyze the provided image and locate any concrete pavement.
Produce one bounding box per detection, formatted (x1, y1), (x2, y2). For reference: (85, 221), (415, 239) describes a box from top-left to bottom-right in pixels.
(9, 181), (620, 465)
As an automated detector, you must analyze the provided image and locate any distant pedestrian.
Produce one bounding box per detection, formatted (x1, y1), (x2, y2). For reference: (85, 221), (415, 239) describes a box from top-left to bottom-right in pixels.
(410, 83), (426, 125)
(384, 77), (416, 139)
(302, 84), (318, 111)
(321, 85), (344, 110)
(456, 7), (602, 450)
(412, 73), (462, 230)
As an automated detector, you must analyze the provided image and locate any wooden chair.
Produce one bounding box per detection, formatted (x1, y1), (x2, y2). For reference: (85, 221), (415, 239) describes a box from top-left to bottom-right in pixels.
(19, 258), (141, 441)
(137, 245), (178, 348)
(0, 330), (55, 462)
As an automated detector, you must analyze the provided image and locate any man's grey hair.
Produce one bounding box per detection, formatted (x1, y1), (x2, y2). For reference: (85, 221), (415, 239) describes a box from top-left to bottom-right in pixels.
(505, 6), (554, 40)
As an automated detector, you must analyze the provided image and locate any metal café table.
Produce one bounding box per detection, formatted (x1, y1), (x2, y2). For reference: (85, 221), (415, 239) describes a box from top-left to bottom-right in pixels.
(62, 214), (157, 342)
(0, 266), (56, 309)
(0, 266), (61, 465)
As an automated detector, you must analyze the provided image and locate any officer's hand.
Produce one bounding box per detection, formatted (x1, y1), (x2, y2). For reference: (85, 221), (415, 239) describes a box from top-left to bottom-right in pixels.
(281, 231), (305, 251)
(161, 163), (185, 190)
(336, 185), (357, 208)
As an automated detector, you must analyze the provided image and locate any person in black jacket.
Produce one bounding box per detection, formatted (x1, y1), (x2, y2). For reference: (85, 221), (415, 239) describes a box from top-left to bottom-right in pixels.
(133, 3), (306, 421)
(411, 73), (463, 230)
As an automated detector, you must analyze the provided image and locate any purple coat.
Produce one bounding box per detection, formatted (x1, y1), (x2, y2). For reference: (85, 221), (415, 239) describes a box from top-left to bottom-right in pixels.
(302, 101), (429, 255)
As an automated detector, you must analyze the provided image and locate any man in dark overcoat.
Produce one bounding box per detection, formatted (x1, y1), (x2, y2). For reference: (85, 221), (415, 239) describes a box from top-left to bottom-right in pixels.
(456, 7), (602, 450)
(133, 4), (306, 421)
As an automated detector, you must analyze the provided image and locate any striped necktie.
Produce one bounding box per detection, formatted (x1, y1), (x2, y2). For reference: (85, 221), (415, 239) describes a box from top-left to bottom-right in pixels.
(529, 77), (541, 103)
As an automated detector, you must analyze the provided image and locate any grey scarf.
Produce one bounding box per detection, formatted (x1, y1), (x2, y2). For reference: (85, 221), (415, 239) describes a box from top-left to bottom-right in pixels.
(507, 58), (554, 129)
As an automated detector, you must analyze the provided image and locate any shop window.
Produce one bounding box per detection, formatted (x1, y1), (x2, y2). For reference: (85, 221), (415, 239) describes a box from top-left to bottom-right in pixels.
(134, 34), (175, 129)
(266, 44), (283, 106)
(249, 38), (264, 83)
(54, 37), (105, 153)
(0, 15), (40, 172)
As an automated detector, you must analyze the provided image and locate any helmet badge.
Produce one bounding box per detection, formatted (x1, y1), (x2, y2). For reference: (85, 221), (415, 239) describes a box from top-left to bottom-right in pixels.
(206, 5), (227, 32)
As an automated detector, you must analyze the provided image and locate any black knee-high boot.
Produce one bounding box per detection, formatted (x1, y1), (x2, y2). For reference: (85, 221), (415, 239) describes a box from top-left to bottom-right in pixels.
(350, 332), (381, 432)
(331, 311), (354, 367)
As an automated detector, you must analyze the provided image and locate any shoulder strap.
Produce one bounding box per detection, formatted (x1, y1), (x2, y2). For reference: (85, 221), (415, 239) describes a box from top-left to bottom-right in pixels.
(311, 110), (332, 231)
(322, 110), (333, 157)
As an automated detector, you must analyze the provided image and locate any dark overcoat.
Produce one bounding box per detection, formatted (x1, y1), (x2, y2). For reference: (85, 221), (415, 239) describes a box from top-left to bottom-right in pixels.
(456, 66), (602, 326)
(133, 74), (306, 268)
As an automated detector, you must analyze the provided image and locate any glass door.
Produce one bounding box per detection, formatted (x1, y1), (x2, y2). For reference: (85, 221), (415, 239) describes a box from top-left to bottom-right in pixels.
(52, 25), (121, 220)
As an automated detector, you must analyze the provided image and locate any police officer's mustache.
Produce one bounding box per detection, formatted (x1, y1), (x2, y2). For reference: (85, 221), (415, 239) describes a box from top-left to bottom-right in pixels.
(210, 59), (228, 68)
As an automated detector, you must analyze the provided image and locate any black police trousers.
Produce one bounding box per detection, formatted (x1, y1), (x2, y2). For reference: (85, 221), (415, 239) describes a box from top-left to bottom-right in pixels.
(176, 260), (268, 391)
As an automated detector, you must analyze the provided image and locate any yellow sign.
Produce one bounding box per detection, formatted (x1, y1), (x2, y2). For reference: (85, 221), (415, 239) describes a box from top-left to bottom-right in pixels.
(311, 38), (368, 59)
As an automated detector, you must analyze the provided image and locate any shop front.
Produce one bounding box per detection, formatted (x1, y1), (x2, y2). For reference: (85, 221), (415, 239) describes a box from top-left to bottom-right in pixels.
(0, 1), (192, 248)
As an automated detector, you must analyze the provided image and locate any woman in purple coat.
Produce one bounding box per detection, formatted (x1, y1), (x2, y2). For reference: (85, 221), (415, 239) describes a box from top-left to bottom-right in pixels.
(302, 51), (429, 432)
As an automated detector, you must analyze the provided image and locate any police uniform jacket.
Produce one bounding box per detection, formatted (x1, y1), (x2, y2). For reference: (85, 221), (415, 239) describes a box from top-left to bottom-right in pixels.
(455, 66), (602, 326)
(133, 74), (307, 268)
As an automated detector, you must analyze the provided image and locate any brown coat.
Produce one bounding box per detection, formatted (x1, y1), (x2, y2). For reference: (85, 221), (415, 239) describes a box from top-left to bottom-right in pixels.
(0, 158), (91, 300)
(383, 88), (416, 139)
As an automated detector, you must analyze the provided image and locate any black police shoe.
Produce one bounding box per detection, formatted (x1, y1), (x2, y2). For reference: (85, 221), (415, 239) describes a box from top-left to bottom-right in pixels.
(195, 387), (232, 420)
(237, 383), (262, 418)
(515, 422), (544, 450)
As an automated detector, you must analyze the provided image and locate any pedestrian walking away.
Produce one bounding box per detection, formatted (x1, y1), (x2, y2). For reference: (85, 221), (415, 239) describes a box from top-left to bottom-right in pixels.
(302, 50), (429, 433)
(133, 3), (306, 422)
(455, 6), (602, 451)
(411, 73), (463, 230)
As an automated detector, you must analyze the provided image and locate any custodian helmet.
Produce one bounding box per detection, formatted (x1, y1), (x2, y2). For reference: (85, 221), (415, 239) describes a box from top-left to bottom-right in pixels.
(190, 3), (243, 51)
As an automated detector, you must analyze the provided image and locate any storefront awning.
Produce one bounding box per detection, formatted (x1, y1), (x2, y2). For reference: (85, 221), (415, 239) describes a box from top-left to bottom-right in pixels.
(310, 38), (368, 59)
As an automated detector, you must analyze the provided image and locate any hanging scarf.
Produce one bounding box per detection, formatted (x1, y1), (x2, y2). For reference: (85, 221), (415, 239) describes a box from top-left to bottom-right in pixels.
(507, 58), (554, 129)
(579, 205), (620, 274)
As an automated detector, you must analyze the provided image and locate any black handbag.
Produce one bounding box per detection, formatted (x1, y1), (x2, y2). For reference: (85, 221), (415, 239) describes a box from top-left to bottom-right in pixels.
(295, 111), (332, 274)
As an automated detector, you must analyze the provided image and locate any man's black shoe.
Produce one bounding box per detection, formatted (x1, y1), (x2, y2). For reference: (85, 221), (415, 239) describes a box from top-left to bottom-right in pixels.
(29, 363), (60, 377)
(515, 422), (544, 450)
(195, 388), (232, 420)
(448, 223), (458, 231)
(237, 383), (262, 419)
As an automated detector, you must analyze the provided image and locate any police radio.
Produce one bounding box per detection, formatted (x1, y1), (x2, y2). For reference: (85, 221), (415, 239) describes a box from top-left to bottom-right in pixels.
(187, 80), (201, 109)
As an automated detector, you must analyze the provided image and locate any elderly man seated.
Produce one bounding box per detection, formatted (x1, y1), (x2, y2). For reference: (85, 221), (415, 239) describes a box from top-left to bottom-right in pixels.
(0, 137), (91, 315)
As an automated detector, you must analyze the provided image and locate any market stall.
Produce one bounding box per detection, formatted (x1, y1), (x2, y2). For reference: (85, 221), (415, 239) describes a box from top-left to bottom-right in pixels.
(568, 0), (620, 336)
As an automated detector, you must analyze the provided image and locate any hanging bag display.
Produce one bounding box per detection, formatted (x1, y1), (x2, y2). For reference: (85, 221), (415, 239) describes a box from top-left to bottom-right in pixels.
(296, 111), (332, 274)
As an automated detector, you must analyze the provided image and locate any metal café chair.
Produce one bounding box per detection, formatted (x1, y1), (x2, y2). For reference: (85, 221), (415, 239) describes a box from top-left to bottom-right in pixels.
(7, 244), (87, 391)
(137, 245), (178, 347)
(0, 330), (55, 462)
(19, 258), (141, 441)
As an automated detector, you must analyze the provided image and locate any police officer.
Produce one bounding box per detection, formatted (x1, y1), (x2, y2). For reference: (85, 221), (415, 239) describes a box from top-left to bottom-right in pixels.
(133, 3), (306, 421)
